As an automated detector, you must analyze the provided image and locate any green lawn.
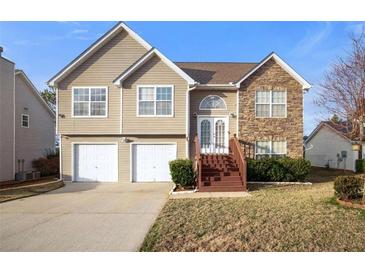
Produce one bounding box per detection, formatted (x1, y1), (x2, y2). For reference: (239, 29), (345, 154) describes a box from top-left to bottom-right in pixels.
(141, 168), (365, 251)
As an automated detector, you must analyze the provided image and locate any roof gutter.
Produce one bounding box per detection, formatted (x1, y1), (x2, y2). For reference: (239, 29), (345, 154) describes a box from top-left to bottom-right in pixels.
(194, 84), (237, 90)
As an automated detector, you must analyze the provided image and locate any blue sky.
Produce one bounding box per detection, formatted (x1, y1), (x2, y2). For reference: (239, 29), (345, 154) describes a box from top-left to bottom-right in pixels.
(1, 21), (364, 135)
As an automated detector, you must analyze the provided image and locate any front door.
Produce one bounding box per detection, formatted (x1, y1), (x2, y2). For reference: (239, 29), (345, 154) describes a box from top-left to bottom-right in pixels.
(197, 117), (229, 154)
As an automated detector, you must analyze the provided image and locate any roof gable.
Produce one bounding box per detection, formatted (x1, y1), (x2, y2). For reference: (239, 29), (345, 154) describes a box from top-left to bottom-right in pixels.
(113, 48), (196, 86)
(16, 70), (55, 117)
(48, 22), (152, 87)
(234, 52), (312, 90)
(305, 121), (353, 144)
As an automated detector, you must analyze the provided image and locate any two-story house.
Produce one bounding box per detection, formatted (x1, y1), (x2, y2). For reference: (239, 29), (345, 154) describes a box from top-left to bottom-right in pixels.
(0, 47), (56, 182)
(48, 22), (311, 191)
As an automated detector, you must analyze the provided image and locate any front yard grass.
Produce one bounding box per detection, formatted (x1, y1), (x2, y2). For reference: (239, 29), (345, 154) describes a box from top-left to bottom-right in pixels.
(141, 167), (365, 251)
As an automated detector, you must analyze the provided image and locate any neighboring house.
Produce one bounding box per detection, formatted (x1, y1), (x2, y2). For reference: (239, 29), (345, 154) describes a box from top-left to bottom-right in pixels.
(305, 121), (365, 172)
(0, 47), (56, 182)
(48, 22), (311, 191)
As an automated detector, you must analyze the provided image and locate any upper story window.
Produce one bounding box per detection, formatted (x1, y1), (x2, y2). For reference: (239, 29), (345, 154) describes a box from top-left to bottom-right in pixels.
(255, 140), (287, 159)
(72, 87), (108, 117)
(256, 89), (287, 118)
(21, 114), (29, 128)
(199, 95), (227, 110)
(137, 85), (173, 117)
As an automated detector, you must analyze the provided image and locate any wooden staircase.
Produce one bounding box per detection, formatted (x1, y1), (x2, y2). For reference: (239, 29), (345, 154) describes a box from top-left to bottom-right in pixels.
(194, 135), (247, 192)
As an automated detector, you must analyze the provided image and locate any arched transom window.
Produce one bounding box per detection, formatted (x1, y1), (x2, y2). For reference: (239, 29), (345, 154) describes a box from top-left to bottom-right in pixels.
(199, 95), (227, 110)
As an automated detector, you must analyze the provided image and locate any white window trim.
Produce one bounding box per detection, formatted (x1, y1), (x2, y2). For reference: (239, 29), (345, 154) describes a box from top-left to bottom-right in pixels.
(255, 140), (287, 158)
(71, 86), (108, 118)
(255, 90), (287, 118)
(21, 114), (29, 128)
(136, 85), (174, 117)
(199, 95), (228, 110)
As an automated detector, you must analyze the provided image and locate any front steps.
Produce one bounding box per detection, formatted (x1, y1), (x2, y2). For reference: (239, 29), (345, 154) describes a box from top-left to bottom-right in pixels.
(198, 154), (246, 192)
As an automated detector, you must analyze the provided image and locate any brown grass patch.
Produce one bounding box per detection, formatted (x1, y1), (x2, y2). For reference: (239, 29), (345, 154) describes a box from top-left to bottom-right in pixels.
(141, 168), (365, 251)
(0, 178), (64, 203)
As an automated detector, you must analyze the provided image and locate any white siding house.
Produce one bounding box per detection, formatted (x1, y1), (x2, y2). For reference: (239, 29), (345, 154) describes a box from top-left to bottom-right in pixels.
(305, 122), (364, 172)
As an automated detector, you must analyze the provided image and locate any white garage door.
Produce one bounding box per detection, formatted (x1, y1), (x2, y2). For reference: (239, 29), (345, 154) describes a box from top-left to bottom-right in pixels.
(74, 144), (118, 182)
(132, 144), (176, 182)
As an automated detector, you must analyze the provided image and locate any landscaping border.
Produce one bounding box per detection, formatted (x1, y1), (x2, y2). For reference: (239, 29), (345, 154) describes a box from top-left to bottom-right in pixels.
(248, 181), (312, 185)
(336, 198), (365, 210)
(0, 179), (64, 203)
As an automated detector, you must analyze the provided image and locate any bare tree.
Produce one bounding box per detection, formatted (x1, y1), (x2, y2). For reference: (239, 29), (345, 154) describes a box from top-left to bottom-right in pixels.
(316, 31), (365, 155)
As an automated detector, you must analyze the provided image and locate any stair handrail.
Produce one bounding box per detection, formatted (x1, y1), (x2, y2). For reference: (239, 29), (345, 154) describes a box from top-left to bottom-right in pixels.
(194, 134), (202, 189)
(229, 134), (247, 190)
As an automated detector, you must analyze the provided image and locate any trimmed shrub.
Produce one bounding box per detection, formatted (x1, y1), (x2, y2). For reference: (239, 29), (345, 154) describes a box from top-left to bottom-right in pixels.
(248, 157), (311, 182)
(279, 157), (311, 182)
(355, 159), (365, 173)
(32, 157), (59, 177)
(334, 175), (364, 200)
(169, 159), (195, 187)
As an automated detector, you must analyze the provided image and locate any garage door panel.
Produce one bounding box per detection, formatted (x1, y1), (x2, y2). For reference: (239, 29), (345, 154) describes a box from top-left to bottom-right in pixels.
(74, 144), (118, 182)
(132, 144), (176, 182)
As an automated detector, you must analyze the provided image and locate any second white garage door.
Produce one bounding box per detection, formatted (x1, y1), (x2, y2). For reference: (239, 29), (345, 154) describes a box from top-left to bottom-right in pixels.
(132, 144), (177, 182)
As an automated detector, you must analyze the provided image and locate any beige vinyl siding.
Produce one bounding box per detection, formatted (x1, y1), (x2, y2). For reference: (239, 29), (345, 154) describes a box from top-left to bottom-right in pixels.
(57, 30), (148, 134)
(122, 55), (187, 134)
(14, 74), (55, 171)
(0, 57), (15, 181)
(189, 90), (238, 158)
(61, 135), (186, 182)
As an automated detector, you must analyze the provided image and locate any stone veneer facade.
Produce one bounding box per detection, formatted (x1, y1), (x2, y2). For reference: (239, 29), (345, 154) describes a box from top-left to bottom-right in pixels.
(238, 58), (304, 158)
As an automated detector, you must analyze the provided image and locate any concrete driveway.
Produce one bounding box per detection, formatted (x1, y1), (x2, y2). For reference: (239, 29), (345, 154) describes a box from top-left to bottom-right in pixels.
(0, 182), (172, 251)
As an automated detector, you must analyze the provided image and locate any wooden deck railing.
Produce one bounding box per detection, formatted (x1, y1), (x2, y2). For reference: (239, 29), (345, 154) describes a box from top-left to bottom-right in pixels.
(194, 134), (202, 189)
(229, 134), (247, 190)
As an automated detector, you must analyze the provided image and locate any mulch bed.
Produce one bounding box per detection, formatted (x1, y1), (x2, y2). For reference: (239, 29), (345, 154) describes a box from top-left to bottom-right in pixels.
(172, 185), (196, 192)
(337, 198), (365, 210)
(0, 176), (59, 190)
(0, 178), (64, 203)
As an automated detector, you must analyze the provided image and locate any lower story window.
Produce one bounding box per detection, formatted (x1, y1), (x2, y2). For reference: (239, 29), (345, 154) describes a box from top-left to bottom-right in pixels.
(255, 140), (286, 159)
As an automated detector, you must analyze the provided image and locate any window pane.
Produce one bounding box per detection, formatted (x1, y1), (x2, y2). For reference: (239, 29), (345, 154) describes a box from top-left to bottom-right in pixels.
(256, 104), (270, 117)
(74, 88), (89, 102)
(156, 101), (172, 115)
(139, 101), (154, 115)
(272, 91), (286, 104)
(272, 141), (286, 154)
(200, 95), (226, 109)
(272, 104), (286, 117)
(256, 141), (270, 154)
(22, 115), (29, 127)
(156, 87), (172, 100)
(200, 120), (211, 147)
(139, 87), (154, 100)
(91, 88), (106, 102)
(256, 90), (270, 103)
(74, 102), (89, 116)
(90, 102), (106, 116)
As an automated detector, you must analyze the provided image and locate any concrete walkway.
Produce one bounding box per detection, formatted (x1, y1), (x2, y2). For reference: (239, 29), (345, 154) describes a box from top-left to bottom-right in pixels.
(0, 182), (173, 251)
